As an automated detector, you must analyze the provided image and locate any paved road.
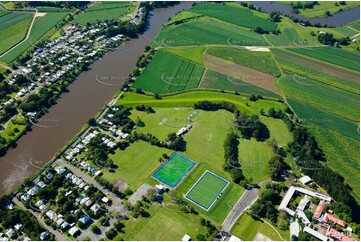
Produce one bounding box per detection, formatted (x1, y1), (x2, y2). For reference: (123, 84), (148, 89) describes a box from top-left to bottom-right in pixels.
(13, 197), (68, 241)
(221, 187), (259, 232)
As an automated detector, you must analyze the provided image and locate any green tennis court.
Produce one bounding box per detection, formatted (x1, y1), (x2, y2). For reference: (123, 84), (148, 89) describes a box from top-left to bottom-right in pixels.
(185, 171), (229, 210)
(152, 153), (196, 188)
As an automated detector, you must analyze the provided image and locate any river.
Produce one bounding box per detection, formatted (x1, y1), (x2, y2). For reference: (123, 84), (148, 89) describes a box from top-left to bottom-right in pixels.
(250, 1), (360, 26)
(0, 2), (194, 195)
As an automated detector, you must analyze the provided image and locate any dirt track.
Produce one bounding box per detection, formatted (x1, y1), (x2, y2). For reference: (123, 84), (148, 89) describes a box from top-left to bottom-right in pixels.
(204, 54), (279, 94)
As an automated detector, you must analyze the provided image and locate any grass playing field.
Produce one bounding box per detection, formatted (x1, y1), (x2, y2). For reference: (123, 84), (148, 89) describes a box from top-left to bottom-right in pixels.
(185, 170), (229, 211)
(152, 153), (196, 188)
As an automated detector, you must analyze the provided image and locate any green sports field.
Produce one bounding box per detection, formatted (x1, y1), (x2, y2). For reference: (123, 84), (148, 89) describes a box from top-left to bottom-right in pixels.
(185, 171), (229, 210)
(152, 153), (196, 188)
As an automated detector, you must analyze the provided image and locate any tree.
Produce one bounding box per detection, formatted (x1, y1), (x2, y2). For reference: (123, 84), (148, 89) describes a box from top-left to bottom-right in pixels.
(318, 33), (336, 45)
(153, 93), (161, 99)
(90, 224), (100, 234)
(269, 11), (281, 22)
(253, 26), (267, 34)
(105, 228), (117, 239)
(325, 10), (331, 16)
(196, 233), (206, 241)
(87, 117), (96, 126)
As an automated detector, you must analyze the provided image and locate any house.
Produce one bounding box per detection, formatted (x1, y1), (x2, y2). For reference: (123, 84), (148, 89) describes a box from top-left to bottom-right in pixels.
(303, 226), (327, 241)
(323, 213), (347, 228)
(61, 221), (69, 229)
(68, 226), (79, 237)
(299, 175), (312, 185)
(101, 197), (109, 204)
(85, 199), (93, 207)
(40, 232), (49, 241)
(14, 224), (22, 231)
(154, 184), (165, 194)
(182, 234), (191, 241)
(90, 203), (101, 213)
(79, 215), (90, 225)
(314, 200), (326, 218)
(5, 229), (15, 239)
(46, 172), (53, 180)
(46, 210), (57, 220)
(21, 193), (30, 201)
(37, 181), (46, 188)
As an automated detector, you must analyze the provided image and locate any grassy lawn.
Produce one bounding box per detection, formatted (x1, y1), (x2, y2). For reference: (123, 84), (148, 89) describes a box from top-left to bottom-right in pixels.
(130, 107), (198, 141)
(0, 119), (27, 142)
(231, 213), (289, 241)
(238, 138), (273, 183)
(102, 141), (172, 190)
(119, 91), (285, 116)
(124, 205), (207, 240)
(290, 1), (360, 18)
(261, 117), (293, 146)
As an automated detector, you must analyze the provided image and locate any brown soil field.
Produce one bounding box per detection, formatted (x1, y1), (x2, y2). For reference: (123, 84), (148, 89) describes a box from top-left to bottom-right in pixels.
(203, 53), (279, 93)
(277, 49), (359, 83)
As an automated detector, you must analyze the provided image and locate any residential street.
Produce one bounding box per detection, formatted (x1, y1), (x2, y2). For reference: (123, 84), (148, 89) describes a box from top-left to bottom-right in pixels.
(13, 197), (68, 241)
(221, 186), (259, 233)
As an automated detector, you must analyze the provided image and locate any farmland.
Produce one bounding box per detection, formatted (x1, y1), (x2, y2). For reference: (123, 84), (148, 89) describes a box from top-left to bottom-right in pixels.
(272, 49), (359, 94)
(264, 28), (306, 46)
(165, 10), (202, 26)
(153, 18), (269, 48)
(133, 50), (204, 94)
(163, 47), (205, 66)
(203, 54), (279, 94)
(287, 47), (360, 72)
(0, 16), (32, 55)
(206, 47), (281, 77)
(187, 2), (277, 32)
(278, 74), (359, 122)
(287, 98), (359, 195)
(73, 1), (130, 25)
(199, 69), (279, 98)
(0, 12), (69, 63)
(287, 98), (358, 141)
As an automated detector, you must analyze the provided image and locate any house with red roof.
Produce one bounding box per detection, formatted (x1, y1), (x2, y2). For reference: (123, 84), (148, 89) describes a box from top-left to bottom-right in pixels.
(323, 213), (347, 228)
(314, 200), (325, 218)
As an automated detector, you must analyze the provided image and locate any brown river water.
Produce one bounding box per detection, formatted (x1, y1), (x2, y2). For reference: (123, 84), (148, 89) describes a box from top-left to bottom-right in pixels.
(0, 2), (194, 195)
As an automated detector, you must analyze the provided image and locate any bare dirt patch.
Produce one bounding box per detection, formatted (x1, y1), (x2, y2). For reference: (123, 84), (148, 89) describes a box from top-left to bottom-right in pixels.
(245, 47), (270, 52)
(35, 12), (47, 17)
(253, 232), (272, 241)
(203, 53), (279, 93)
(113, 179), (129, 192)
